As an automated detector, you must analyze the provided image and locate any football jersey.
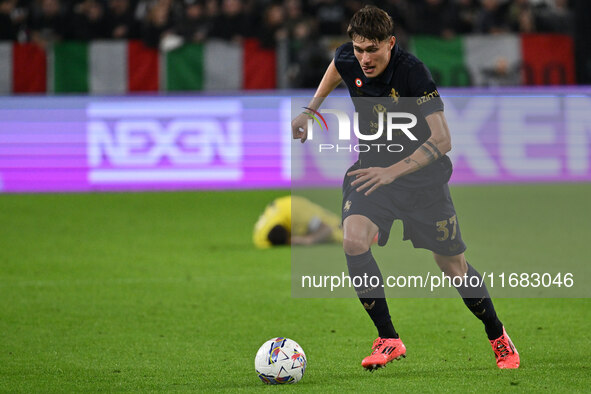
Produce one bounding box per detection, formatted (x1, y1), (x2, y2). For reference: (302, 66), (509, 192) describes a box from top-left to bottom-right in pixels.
(253, 196), (343, 249)
(334, 42), (452, 188)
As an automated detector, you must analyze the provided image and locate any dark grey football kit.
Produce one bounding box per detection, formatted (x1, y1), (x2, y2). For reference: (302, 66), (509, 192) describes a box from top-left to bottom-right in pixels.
(335, 42), (466, 256)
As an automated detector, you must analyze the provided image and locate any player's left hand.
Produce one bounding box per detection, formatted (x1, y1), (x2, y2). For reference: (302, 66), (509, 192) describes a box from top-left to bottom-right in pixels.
(291, 113), (309, 143)
(348, 167), (396, 196)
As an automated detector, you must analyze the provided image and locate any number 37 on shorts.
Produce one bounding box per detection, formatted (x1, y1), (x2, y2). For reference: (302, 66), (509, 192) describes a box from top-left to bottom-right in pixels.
(436, 215), (457, 242)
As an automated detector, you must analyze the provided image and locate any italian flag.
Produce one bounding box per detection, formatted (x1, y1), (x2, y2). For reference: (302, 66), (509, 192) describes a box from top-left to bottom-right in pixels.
(410, 34), (575, 86)
(0, 38), (277, 94)
(0, 35), (574, 94)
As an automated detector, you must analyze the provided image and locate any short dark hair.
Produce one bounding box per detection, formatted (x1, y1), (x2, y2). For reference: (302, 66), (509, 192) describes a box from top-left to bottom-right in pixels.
(267, 225), (289, 246)
(347, 5), (393, 42)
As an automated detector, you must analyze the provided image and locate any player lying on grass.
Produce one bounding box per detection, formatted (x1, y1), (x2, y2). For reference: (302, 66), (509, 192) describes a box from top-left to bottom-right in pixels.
(253, 196), (344, 248)
(291, 5), (519, 370)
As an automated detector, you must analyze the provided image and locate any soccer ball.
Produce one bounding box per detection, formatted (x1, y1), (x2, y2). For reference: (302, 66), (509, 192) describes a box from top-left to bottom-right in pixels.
(254, 337), (307, 384)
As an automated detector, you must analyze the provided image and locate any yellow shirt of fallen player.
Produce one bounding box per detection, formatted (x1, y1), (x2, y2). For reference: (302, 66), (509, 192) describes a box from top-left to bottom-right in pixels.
(253, 196), (344, 249)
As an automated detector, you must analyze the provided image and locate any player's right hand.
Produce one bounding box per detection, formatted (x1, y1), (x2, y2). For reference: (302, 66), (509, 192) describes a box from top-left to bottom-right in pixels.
(291, 112), (309, 143)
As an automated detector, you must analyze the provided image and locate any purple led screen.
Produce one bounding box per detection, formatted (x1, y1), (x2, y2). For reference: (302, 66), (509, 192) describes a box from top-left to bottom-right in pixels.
(0, 89), (590, 193)
(0, 96), (291, 193)
(444, 93), (591, 184)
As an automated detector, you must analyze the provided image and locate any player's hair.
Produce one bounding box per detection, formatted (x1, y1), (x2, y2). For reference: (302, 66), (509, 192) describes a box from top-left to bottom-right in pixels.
(267, 225), (289, 246)
(347, 5), (393, 42)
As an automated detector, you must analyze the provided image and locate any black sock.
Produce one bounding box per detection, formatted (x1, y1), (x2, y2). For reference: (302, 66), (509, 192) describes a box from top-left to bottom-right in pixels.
(376, 320), (397, 339)
(346, 250), (398, 339)
(455, 262), (503, 340)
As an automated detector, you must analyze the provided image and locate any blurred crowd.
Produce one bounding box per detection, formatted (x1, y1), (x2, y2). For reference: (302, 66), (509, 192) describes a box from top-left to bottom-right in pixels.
(0, 0), (575, 46)
(0, 0), (576, 87)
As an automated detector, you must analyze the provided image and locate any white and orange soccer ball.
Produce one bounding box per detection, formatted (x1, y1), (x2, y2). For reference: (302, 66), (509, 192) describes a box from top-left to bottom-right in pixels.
(254, 337), (307, 385)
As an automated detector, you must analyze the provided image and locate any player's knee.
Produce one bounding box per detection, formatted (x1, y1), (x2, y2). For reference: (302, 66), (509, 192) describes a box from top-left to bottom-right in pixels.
(441, 267), (465, 281)
(343, 236), (370, 256)
(342, 215), (377, 255)
(434, 253), (467, 278)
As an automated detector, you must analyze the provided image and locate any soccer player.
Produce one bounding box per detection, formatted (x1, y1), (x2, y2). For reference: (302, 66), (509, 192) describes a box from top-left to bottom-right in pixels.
(253, 196), (344, 249)
(291, 6), (519, 370)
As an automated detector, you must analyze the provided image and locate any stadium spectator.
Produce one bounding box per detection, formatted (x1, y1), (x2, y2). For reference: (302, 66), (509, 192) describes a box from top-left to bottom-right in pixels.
(256, 2), (287, 49)
(474, 0), (510, 34)
(381, 0), (413, 37)
(507, 0), (535, 33)
(288, 17), (330, 88)
(140, 0), (179, 48)
(28, 0), (67, 47)
(203, 0), (217, 19)
(174, 0), (209, 43)
(208, 0), (250, 42)
(535, 0), (574, 34)
(449, 0), (477, 34)
(134, 0), (154, 21)
(0, 0), (579, 45)
(66, 0), (108, 40)
(0, 0), (19, 40)
(343, 0), (364, 20)
(368, 0), (412, 49)
(284, 0), (304, 36)
(481, 56), (522, 86)
(411, 0), (456, 39)
(104, 0), (139, 39)
(311, 0), (347, 36)
(285, 0), (302, 20)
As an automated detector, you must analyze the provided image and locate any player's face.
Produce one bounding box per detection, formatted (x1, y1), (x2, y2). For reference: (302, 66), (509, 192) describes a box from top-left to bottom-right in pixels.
(352, 36), (396, 78)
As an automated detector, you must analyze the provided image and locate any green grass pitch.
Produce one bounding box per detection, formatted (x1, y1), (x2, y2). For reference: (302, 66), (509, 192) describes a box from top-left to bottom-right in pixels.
(1, 185), (590, 392)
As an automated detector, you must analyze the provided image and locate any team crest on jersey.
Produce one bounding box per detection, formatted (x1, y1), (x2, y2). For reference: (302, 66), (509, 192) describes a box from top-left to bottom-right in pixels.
(389, 88), (400, 104)
(355, 78), (363, 87)
(344, 200), (352, 213)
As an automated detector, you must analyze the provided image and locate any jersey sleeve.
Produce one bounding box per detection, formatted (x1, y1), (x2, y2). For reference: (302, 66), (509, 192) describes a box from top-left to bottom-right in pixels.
(407, 63), (444, 117)
(334, 43), (357, 81)
(333, 44), (346, 77)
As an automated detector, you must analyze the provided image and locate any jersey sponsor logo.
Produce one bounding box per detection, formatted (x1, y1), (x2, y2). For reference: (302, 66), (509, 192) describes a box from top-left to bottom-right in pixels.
(86, 100), (243, 184)
(417, 89), (440, 106)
